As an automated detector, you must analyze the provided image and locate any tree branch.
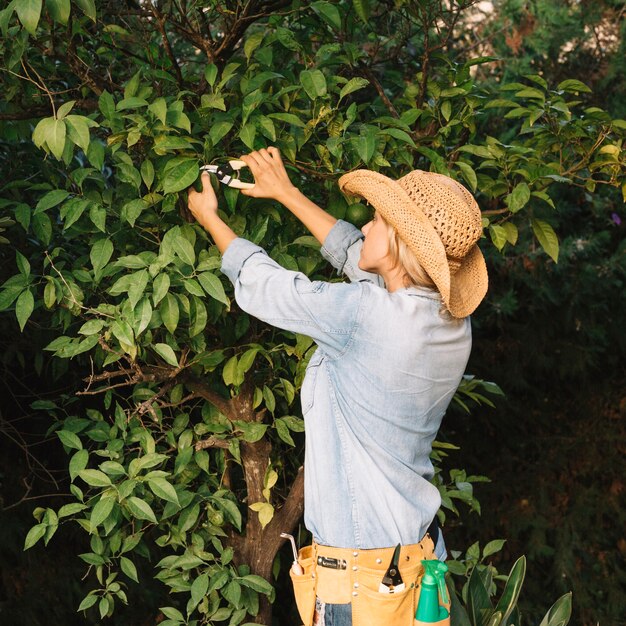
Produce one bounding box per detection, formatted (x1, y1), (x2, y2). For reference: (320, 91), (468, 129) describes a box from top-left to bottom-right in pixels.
(148, 0), (184, 87)
(360, 65), (400, 118)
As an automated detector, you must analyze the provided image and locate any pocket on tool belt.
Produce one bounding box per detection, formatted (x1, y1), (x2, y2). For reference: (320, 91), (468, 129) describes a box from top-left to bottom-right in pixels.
(352, 581), (416, 626)
(289, 546), (316, 626)
(351, 563), (421, 626)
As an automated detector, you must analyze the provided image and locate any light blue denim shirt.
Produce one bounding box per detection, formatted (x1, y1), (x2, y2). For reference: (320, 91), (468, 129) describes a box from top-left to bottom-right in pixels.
(221, 220), (471, 551)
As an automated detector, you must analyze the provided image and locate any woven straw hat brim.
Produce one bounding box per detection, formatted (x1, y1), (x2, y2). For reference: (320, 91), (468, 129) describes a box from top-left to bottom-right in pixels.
(339, 169), (488, 318)
(448, 243), (488, 319)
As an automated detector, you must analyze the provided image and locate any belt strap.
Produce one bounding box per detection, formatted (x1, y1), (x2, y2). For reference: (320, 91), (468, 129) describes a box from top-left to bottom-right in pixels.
(426, 516), (440, 547)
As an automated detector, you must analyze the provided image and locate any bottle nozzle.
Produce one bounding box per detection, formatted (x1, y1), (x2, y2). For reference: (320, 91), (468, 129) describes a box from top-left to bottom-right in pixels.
(421, 560), (449, 605)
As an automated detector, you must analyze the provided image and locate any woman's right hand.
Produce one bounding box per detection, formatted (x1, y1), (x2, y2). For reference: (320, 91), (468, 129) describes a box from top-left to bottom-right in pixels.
(239, 147), (298, 204)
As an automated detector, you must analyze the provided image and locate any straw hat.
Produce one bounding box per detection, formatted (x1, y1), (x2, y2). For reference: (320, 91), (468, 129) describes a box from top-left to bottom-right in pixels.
(338, 169), (488, 318)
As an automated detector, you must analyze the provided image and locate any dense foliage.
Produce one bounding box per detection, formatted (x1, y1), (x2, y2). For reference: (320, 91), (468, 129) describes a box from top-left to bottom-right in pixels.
(1, 1), (624, 624)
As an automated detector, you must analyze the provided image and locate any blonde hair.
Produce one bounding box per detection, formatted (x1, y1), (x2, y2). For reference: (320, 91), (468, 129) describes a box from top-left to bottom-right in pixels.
(385, 220), (436, 291)
(385, 218), (455, 320)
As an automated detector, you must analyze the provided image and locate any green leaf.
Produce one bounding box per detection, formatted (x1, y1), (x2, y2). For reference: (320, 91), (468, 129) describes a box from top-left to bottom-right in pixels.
(159, 293), (179, 334)
(506, 183), (530, 213)
(116, 97), (148, 110)
(36, 189), (70, 212)
(240, 122), (256, 150)
(353, 129), (376, 164)
(174, 234), (195, 266)
(15, 289), (34, 332)
(148, 97), (167, 124)
(33, 117), (54, 149)
(153, 343), (179, 367)
(237, 421), (268, 443)
(61, 197), (89, 230)
(532, 219), (559, 263)
(240, 574), (273, 594)
(57, 429), (83, 450)
(311, 1), (342, 30)
(557, 79), (592, 94)
(16, 0), (42, 35)
(300, 69), (327, 100)
(249, 502), (274, 528)
(111, 319), (135, 347)
(46, 0), (70, 24)
(87, 141), (105, 170)
(190, 573), (209, 607)
(69, 449), (89, 481)
(16, 251), (30, 277)
(204, 64), (218, 87)
(120, 556), (139, 583)
(90, 496), (116, 528)
(24, 523), (46, 550)
(141, 159), (155, 189)
(65, 115), (91, 152)
(99, 597), (109, 620)
(74, 0), (96, 20)
(152, 273), (170, 306)
(539, 592), (572, 626)
(162, 159), (199, 195)
(121, 199), (146, 227)
(126, 497), (157, 523)
(78, 593), (99, 611)
(489, 225), (507, 252)
(268, 113), (306, 128)
(222, 355), (239, 387)
(467, 566), (493, 625)
(456, 162), (477, 192)
(98, 91), (116, 120)
(494, 556), (526, 623)
(90, 238), (113, 278)
(209, 120), (234, 145)
(47, 118), (67, 160)
(148, 478), (179, 506)
(380, 127), (416, 148)
(58, 503), (87, 518)
(515, 87), (545, 101)
(127, 269), (149, 309)
(79, 469), (112, 487)
(197, 272), (229, 306)
(502, 222), (518, 246)
(339, 77), (369, 101)
(352, 0), (371, 22)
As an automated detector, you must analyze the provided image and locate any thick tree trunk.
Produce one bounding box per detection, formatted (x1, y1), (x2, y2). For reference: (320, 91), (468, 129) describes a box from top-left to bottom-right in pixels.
(230, 388), (306, 624)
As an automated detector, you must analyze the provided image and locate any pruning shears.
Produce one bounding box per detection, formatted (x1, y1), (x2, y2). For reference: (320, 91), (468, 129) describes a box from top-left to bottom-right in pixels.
(379, 543), (405, 594)
(201, 160), (255, 189)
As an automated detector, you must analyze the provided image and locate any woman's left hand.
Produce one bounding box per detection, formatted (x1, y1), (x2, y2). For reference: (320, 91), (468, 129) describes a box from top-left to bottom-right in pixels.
(187, 172), (219, 229)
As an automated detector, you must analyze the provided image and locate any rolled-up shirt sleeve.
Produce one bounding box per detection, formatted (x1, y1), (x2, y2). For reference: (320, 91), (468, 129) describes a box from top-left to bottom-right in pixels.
(320, 220), (384, 287)
(221, 237), (364, 356)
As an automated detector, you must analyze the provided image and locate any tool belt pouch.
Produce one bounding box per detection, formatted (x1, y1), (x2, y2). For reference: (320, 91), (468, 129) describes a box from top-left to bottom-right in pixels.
(313, 538), (438, 626)
(289, 545), (316, 626)
(351, 562), (421, 626)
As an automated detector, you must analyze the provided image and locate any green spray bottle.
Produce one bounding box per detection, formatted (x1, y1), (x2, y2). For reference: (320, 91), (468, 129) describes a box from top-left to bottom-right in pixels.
(414, 560), (450, 625)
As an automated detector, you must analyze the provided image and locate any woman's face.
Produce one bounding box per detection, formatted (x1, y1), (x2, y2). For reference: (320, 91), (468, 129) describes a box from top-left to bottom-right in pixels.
(359, 212), (391, 274)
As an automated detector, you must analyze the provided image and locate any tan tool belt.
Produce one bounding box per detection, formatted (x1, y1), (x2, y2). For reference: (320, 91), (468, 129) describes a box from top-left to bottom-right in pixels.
(289, 534), (450, 626)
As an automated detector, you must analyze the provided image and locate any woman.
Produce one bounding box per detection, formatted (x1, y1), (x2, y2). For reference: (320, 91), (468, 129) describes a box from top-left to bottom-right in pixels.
(187, 147), (488, 626)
